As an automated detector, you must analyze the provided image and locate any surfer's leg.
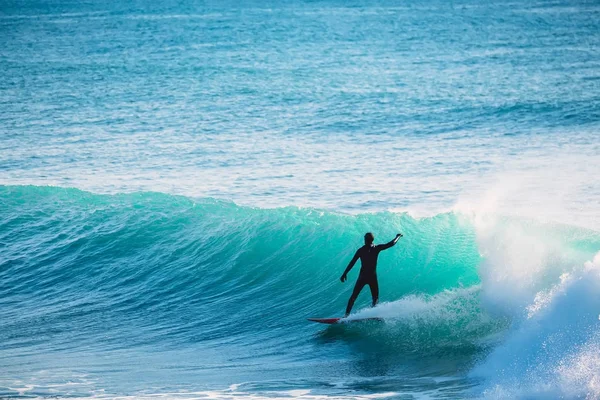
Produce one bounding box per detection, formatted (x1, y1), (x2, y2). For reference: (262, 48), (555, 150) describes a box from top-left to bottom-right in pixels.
(369, 278), (379, 307)
(345, 279), (366, 317)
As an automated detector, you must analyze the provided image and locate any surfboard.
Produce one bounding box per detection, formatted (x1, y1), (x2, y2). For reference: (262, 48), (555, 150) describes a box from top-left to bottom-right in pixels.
(307, 317), (383, 324)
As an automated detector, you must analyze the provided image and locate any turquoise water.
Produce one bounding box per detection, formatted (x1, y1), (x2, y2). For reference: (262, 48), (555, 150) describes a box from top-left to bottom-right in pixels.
(1, 0), (600, 398)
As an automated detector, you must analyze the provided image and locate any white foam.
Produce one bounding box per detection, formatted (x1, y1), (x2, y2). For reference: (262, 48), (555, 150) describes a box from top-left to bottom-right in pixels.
(453, 167), (600, 398)
(6, 384), (34, 396)
(473, 252), (600, 399)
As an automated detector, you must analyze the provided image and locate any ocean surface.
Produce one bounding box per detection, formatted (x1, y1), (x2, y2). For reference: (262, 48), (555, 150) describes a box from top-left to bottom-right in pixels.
(1, 0), (600, 398)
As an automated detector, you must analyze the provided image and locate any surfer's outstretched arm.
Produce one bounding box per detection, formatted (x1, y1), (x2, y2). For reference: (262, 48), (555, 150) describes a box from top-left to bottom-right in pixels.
(340, 250), (360, 282)
(376, 233), (403, 251)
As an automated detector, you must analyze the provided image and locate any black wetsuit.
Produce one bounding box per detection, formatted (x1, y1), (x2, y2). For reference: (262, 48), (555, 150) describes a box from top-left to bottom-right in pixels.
(343, 239), (398, 316)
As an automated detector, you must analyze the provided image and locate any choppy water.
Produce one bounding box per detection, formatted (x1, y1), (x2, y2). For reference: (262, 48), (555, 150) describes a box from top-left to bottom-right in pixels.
(1, 0), (600, 399)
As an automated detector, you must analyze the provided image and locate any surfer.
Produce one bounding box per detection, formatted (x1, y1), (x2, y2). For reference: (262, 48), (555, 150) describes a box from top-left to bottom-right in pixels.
(340, 232), (403, 317)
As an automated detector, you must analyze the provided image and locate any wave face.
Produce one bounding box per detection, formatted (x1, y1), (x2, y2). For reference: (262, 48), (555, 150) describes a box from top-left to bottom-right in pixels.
(1, 185), (599, 398)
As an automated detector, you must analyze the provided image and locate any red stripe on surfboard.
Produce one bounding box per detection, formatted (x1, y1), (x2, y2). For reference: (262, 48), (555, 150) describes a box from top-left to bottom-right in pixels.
(307, 318), (341, 324)
(308, 317), (384, 324)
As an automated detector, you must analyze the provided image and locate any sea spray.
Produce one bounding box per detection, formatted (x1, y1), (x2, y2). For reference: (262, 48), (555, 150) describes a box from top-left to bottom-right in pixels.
(473, 252), (600, 398)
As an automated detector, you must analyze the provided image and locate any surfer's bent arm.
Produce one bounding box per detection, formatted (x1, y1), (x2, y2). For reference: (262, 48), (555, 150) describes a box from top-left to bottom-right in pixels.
(340, 250), (360, 282)
(377, 233), (403, 251)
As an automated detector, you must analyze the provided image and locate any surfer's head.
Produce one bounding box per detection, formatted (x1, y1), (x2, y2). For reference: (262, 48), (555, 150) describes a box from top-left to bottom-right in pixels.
(364, 232), (374, 245)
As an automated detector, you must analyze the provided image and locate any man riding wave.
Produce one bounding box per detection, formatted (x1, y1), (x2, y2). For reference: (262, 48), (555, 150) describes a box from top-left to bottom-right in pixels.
(340, 232), (403, 317)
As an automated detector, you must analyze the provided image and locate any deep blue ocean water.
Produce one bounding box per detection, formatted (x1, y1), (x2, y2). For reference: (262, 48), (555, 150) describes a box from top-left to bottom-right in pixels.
(1, 0), (600, 398)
